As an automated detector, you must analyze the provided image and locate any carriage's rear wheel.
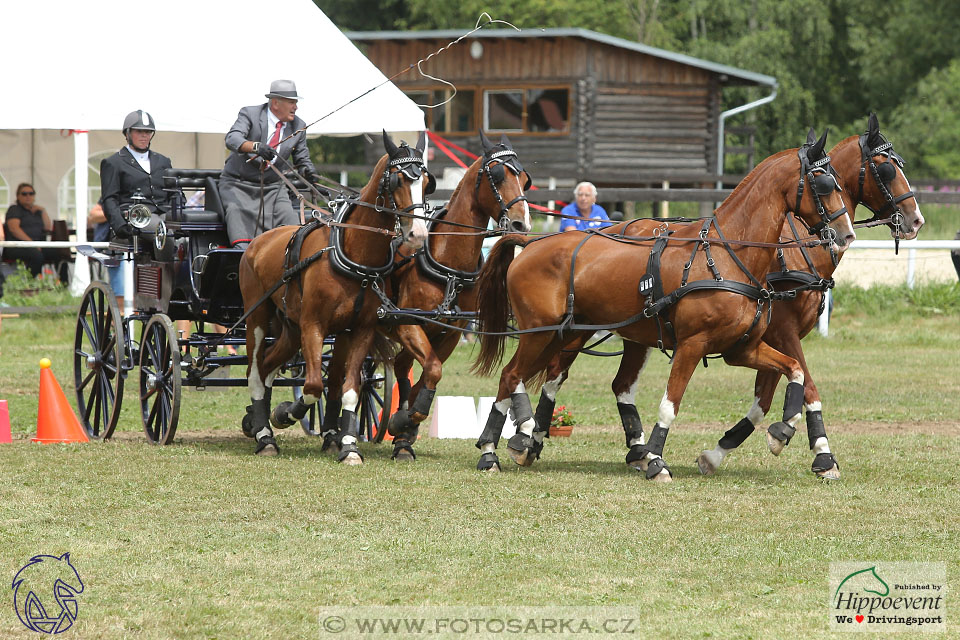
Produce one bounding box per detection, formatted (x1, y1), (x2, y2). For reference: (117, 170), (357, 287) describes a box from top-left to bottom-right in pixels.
(362, 359), (393, 443)
(139, 314), (181, 445)
(73, 281), (125, 440)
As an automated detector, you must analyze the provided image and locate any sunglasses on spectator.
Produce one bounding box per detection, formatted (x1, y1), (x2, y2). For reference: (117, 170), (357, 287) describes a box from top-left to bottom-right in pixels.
(20, 191), (35, 196)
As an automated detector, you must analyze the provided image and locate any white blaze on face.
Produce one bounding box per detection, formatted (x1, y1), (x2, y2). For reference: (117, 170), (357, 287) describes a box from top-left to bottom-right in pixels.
(896, 165), (925, 237)
(512, 173), (531, 231)
(405, 175), (428, 248)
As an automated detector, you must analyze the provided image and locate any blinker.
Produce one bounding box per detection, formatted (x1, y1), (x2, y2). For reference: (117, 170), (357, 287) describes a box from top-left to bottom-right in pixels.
(876, 161), (897, 184)
(813, 172), (839, 196)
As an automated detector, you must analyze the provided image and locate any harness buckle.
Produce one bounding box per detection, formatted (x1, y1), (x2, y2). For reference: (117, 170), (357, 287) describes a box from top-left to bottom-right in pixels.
(706, 258), (716, 268)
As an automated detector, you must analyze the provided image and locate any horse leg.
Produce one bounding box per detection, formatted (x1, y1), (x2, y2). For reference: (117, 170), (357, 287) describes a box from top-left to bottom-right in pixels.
(614, 340), (652, 453)
(504, 334), (564, 467)
(319, 344), (345, 453)
(387, 325), (444, 461)
(243, 308), (281, 456)
(334, 331), (375, 465)
(697, 370), (776, 475)
(265, 327), (308, 430)
(626, 341), (703, 482)
(722, 341), (806, 457)
(529, 333), (589, 463)
(394, 348), (415, 410)
(787, 340), (840, 480)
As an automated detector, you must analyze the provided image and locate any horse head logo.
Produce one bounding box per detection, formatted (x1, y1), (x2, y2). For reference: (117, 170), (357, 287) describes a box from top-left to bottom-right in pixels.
(12, 553), (84, 634)
(834, 565), (890, 603)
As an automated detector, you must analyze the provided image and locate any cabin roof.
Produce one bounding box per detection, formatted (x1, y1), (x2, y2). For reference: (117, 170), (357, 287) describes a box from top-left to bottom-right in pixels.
(347, 27), (777, 88)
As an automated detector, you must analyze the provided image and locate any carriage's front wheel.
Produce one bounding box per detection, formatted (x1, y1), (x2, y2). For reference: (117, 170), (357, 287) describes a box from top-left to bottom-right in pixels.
(139, 314), (181, 445)
(73, 281), (125, 440)
(363, 359), (393, 443)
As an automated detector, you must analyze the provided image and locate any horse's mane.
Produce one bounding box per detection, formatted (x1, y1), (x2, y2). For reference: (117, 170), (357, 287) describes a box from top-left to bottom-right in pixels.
(722, 147), (796, 206)
(357, 154), (389, 202)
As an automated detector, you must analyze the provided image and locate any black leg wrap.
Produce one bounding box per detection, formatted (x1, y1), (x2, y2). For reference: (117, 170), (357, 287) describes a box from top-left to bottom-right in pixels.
(476, 407), (507, 449)
(812, 452), (839, 474)
(477, 451), (501, 471)
(767, 421), (796, 445)
(638, 424), (668, 458)
(391, 439), (417, 460)
(719, 417), (755, 450)
(625, 444), (647, 466)
(388, 409), (415, 436)
(336, 410), (362, 462)
(783, 381), (805, 421)
(243, 398), (270, 437)
(289, 397), (310, 420)
(411, 387), (436, 417)
(322, 398), (341, 435)
(806, 410), (826, 450)
(616, 403), (644, 446)
(397, 375), (412, 407)
(509, 392), (534, 428)
(320, 429), (339, 452)
(270, 398), (309, 429)
(507, 431), (535, 455)
(534, 392), (556, 435)
(643, 457), (671, 480)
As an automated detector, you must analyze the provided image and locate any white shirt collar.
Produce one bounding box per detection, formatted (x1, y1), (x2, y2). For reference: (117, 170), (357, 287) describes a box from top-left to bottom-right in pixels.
(266, 108), (283, 141)
(126, 145), (151, 172)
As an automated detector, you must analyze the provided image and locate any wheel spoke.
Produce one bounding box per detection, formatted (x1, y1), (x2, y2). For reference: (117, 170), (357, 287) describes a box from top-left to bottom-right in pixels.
(101, 370), (116, 405)
(79, 316), (96, 348)
(77, 369), (96, 393)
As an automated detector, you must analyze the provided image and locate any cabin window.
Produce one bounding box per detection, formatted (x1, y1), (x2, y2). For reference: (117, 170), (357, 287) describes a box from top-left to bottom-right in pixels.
(485, 90), (523, 132)
(484, 88), (570, 134)
(527, 89), (569, 133)
(407, 90), (474, 133)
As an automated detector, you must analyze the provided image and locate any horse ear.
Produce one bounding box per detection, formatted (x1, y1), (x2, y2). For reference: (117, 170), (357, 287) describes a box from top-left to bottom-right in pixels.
(807, 128), (828, 161)
(499, 133), (510, 148)
(868, 112), (880, 136)
(478, 129), (493, 153)
(806, 127), (817, 145)
(416, 130), (426, 153)
(383, 130), (400, 158)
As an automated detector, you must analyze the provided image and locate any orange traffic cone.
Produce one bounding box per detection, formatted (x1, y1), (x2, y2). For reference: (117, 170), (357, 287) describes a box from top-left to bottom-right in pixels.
(0, 400), (11, 443)
(33, 359), (89, 444)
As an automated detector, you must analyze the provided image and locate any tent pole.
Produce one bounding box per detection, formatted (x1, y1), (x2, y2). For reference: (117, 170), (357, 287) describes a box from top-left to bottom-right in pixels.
(69, 130), (90, 296)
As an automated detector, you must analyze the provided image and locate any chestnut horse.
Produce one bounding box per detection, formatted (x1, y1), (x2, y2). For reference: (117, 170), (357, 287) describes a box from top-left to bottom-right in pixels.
(238, 133), (428, 460)
(527, 116), (923, 480)
(313, 131), (533, 460)
(472, 132), (856, 481)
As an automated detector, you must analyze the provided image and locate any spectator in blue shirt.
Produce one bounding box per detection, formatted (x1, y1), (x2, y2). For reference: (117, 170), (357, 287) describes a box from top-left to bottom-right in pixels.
(559, 181), (611, 232)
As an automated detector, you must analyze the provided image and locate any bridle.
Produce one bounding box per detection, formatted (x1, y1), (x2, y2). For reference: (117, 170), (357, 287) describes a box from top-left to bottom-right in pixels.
(474, 146), (531, 230)
(377, 144), (436, 221)
(855, 133), (913, 247)
(793, 147), (849, 260)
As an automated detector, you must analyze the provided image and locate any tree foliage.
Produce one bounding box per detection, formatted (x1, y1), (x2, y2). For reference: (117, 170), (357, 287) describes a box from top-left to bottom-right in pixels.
(317, 0), (960, 178)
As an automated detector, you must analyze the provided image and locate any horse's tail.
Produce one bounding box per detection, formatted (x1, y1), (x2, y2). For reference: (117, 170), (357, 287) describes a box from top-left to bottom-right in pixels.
(472, 234), (531, 377)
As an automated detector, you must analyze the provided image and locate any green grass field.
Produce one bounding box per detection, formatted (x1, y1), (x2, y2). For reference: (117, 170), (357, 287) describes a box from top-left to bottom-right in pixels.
(0, 283), (957, 638)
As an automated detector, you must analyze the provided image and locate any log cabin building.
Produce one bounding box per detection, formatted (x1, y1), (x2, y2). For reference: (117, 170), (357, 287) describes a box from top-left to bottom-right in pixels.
(348, 28), (777, 194)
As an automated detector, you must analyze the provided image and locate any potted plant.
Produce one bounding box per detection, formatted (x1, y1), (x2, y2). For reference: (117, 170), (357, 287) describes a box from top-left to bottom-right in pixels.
(549, 405), (575, 437)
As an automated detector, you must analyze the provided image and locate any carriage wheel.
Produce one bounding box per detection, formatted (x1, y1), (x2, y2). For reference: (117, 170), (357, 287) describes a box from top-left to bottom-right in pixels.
(139, 314), (182, 445)
(73, 281), (125, 440)
(362, 359), (393, 443)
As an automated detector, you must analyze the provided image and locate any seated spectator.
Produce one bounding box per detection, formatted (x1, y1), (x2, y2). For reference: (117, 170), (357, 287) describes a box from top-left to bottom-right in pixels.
(559, 182), (611, 232)
(3, 183), (60, 278)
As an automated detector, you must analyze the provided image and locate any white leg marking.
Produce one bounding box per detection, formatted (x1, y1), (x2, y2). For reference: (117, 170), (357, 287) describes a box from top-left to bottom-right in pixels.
(340, 388), (360, 446)
(494, 398), (511, 414)
(542, 375), (563, 401)
(301, 393), (319, 405)
(746, 396), (766, 425)
(255, 427), (271, 440)
(657, 391), (677, 430)
(616, 376), (641, 405)
(247, 327), (266, 400)
(480, 442), (496, 454)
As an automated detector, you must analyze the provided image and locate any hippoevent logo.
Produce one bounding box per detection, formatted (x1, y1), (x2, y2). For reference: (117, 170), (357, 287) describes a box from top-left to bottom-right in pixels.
(11, 553), (84, 634)
(830, 562), (946, 632)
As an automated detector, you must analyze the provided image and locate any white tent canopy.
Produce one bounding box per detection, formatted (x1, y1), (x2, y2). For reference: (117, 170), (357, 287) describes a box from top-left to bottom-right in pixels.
(2, 0), (424, 134)
(2, 0), (423, 295)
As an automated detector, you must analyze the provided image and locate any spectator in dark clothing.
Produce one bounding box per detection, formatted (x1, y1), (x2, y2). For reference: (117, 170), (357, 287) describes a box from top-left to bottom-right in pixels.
(3, 183), (59, 277)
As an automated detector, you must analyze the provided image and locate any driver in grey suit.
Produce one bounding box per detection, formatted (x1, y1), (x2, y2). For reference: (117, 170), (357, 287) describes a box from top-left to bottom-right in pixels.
(220, 79), (318, 248)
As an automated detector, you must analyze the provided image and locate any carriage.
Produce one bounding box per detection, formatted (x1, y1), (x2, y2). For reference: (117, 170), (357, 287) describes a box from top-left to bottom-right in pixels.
(72, 168), (394, 446)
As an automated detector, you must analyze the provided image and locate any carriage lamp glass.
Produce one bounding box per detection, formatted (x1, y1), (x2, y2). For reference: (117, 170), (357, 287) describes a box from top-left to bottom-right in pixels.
(125, 203), (153, 229)
(470, 40), (483, 59)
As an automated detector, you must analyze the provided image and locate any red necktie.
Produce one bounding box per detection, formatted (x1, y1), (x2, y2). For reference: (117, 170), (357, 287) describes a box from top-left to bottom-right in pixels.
(268, 121), (283, 148)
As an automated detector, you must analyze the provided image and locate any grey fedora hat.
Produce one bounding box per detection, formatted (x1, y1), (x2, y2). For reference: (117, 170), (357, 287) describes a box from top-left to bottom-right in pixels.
(265, 79), (302, 101)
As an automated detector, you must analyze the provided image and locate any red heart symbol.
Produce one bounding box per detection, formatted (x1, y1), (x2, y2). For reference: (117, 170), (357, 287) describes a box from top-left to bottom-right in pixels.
(856, 615), (864, 623)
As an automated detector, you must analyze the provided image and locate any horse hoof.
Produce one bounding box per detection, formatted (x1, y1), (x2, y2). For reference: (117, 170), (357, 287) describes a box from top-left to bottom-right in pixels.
(766, 432), (786, 456)
(339, 452), (363, 466)
(816, 465), (841, 480)
(650, 469), (673, 483)
(507, 447), (534, 467)
(241, 413), (256, 438)
(507, 433), (535, 467)
(477, 452), (501, 472)
(255, 442), (278, 457)
(696, 451), (720, 476)
(270, 401), (296, 429)
(393, 449), (415, 462)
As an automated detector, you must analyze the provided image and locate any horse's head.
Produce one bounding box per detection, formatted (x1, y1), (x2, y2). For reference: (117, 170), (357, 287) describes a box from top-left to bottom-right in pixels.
(854, 113), (924, 240)
(381, 130), (431, 247)
(792, 129), (857, 253)
(475, 130), (532, 233)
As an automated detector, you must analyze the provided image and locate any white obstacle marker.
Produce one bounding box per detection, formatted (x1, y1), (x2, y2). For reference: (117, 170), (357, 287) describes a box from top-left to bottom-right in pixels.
(429, 396), (481, 439)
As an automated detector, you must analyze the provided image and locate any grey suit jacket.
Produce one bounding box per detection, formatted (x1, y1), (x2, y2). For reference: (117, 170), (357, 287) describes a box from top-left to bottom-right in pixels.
(222, 104), (315, 183)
